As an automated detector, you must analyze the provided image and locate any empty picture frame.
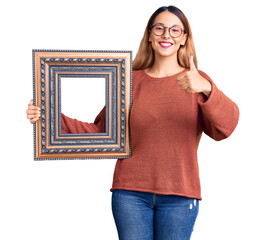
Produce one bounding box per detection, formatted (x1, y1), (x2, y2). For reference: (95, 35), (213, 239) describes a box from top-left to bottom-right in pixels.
(32, 49), (132, 160)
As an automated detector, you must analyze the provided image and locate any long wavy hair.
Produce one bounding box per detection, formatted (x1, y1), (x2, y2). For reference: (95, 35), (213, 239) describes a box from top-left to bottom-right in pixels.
(133, 5), (198, 70)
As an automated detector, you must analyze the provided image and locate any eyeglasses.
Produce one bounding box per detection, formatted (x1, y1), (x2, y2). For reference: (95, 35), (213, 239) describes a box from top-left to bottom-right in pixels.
(149, 23), (186, 38)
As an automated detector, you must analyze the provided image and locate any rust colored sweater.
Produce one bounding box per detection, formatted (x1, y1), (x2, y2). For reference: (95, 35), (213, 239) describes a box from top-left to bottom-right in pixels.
(61, 106), (106, 134)
(61, 69), (240, 200)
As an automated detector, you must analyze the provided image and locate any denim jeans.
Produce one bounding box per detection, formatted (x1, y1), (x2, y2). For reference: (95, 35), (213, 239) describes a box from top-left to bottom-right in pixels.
(111, 189), (199, 240)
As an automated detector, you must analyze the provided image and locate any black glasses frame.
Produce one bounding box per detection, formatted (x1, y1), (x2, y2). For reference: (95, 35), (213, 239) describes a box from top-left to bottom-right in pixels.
(149, 24), (187, 38)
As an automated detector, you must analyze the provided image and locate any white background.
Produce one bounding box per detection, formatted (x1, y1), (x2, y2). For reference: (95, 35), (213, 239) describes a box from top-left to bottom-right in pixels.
(1, 0), (265, 239)
(61, 77), (105, 123)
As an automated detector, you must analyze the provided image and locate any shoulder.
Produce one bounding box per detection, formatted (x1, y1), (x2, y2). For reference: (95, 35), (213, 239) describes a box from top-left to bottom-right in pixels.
(132, 69), (145, 84)
(132, 69), (143, 78)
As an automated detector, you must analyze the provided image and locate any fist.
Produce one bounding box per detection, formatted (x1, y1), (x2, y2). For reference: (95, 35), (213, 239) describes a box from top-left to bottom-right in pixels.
(176, 55), (211, 97)
(26, 99), (41, 124)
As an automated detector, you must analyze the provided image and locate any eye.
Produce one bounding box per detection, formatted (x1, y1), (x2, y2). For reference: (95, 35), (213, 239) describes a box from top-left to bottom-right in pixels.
(171, 28), (181, 32)
(155, 26), (164, 31)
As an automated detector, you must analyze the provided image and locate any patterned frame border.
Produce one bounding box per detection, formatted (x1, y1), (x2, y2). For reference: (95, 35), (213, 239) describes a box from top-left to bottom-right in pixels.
(33, 50), (132, 160)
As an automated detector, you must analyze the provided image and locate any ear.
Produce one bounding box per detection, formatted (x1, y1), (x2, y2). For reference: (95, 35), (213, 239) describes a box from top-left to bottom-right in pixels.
(181, 33), (187, 46)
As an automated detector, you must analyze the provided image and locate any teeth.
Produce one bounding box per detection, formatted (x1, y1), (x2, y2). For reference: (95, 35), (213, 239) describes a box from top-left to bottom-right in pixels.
(160, 42), (172, 46)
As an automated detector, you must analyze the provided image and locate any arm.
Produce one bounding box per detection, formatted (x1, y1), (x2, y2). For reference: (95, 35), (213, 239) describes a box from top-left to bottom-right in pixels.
(61, 105), (106, 134)
(195, 70), (240, 141)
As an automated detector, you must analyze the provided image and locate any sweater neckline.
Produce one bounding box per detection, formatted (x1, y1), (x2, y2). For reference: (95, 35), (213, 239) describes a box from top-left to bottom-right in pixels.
(142, 68), (188, 80)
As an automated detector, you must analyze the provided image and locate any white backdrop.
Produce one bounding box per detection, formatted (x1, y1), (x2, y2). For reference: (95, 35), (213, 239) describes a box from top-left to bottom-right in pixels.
(61, 77), (106, 123)
(1, 0), (265, 239)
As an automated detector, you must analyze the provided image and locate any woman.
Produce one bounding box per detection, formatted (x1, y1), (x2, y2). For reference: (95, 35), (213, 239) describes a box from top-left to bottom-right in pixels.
(27, 5), (239, 240)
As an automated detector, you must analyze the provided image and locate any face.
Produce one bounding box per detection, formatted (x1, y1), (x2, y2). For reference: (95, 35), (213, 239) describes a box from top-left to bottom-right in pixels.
(149, 11), (187, 58)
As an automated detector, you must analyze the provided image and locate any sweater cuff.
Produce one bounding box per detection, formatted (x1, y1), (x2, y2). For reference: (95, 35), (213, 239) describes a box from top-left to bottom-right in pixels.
(197, 78), (217, 106)
(194, 72), (228, 124)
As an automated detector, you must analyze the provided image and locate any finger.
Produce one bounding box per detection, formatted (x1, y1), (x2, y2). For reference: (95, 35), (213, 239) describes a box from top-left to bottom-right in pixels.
(30, 117), (40, 124)
(27, 114), (40, 120)
(185, 88), (191, 93)
(179, 82), (190, 90)
(26, 109), (41, 115)
(30, 118), (37, 124)
(177, 73), (192, 86)
(26, 109), (41, 116)
(28, 100), (41, 109)
(27, 105), (41, 111)
(176, 75), (188, 86)
(177, 80), (188, 87)
(27, 107), (41, 114)
(176, 70), (192, 81)
(28, 99), (34, 106)
(27, 112), (41, 119)
(176, 72), (188, 81)
(27, 105), (39, 110)
(185, 88), (195, 93)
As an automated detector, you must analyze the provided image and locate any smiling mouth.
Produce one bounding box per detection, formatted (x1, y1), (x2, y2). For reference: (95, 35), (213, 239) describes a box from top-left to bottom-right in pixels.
(159, 42), (173, 48)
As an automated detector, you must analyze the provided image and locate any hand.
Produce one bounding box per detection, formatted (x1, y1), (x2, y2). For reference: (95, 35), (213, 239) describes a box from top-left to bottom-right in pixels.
(176, 55), (212, 97)
(26, 99), (41, 124)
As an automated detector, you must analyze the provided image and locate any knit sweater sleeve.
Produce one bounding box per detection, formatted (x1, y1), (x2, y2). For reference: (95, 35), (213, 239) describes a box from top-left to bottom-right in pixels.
(61, 105), (106, 134)
(195, 70), (240, 141)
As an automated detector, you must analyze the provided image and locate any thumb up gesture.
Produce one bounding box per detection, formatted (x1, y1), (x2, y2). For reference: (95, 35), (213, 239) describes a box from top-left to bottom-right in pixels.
(176, 55), (211, 97)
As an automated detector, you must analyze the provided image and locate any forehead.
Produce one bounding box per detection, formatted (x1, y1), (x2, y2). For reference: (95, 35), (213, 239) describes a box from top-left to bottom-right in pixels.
(153, 11), (183, 27)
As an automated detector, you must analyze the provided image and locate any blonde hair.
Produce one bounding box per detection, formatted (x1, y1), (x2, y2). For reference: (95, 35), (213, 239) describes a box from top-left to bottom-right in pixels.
(133, 5), (198, 70)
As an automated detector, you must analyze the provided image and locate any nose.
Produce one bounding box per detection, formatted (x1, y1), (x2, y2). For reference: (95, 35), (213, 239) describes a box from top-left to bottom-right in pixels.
(162, 27), (171, 39)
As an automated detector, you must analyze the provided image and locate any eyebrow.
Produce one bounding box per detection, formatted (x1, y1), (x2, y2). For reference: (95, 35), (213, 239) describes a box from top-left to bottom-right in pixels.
(155, 22), (181, 27)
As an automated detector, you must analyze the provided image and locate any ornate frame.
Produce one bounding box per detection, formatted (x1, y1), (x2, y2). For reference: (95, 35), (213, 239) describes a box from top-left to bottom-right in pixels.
(33, 50), (132, 160)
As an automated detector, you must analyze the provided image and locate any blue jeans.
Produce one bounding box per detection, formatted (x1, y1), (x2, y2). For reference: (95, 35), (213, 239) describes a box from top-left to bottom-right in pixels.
(111, 189), (199, 240)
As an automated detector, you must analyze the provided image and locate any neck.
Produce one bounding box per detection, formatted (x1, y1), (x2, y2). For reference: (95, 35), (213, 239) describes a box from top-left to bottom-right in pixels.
(147, 53), (184, 77)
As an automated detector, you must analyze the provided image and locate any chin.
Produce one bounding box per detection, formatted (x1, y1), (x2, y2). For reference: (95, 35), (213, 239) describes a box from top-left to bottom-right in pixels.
(156, 50), (177, 58)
